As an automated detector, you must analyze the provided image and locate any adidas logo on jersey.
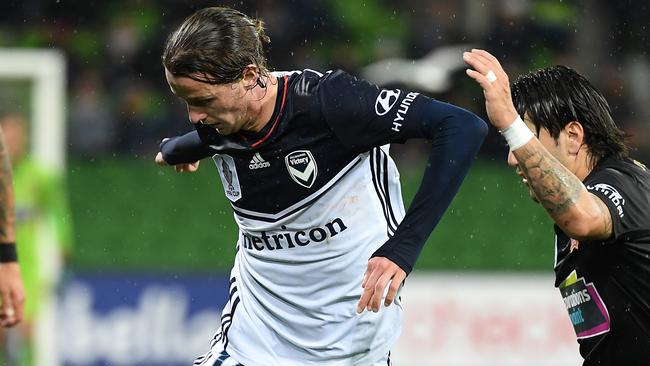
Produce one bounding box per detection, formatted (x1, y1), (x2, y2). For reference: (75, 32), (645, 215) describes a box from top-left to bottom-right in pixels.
(249, 153), (270, 169)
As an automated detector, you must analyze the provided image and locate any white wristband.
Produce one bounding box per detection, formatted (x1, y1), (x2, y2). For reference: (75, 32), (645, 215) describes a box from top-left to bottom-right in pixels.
(499, 116), (534, 150)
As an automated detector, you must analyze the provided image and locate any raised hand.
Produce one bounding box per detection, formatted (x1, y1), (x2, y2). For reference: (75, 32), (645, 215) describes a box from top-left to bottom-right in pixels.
(463, 49), (519, 130)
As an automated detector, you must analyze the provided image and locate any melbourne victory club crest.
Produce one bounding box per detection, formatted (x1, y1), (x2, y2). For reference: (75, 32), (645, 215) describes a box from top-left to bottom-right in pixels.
(285, 150), (318, 188)
(212, 154), (242, 202)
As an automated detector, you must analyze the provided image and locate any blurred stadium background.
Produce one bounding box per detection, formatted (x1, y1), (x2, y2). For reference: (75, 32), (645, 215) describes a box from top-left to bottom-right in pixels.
(0, 0), (648, 365)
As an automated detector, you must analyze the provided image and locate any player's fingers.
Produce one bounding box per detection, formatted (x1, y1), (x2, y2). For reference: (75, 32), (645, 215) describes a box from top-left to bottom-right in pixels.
(465, 69), (493, 91)
(11, 290), (24, 325)
(472, 49), (503, 69)
(357, 285), (373, 314)
(357, 265), (381, 313)
(3, 308), (17, 327)
(174, 162), (200, 173)
(154, 152), (168, 166)
(384, 271), (406, 307)
(369, 272), (393, 312)
(471, 49), (509, 82)
(0, 289), (15, 327)
(469, 49), (499, 71)
(361, 260), (377, 289)
(463, 51), (491, 76)
(361, 269), (369, 289)
(464, 53), (501, 91)
(364, 264), (382, 293)
(188, 161), (200, 172)
(466, 51), (506, 85)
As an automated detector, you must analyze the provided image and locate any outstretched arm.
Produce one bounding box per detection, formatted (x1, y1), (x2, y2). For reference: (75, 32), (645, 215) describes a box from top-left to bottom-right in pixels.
(155, 131), (214, 172)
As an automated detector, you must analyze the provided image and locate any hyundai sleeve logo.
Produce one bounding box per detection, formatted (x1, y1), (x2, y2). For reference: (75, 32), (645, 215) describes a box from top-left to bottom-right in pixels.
(375, 89), (401, 116)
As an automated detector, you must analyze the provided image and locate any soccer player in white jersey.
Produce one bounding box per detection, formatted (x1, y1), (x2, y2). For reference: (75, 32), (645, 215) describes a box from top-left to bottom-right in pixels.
(155, 7), (487, 366)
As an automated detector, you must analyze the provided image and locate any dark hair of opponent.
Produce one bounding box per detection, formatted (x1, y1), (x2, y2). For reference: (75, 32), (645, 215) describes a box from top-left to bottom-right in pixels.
(511, 65), (629, 167)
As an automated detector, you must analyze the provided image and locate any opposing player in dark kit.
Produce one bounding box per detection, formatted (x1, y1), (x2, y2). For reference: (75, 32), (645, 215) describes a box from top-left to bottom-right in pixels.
(156, 7), (487, 366)
(465, 48), (650, 365)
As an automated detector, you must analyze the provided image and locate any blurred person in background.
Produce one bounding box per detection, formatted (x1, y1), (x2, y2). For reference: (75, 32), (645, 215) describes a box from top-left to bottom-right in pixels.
(465, 49), (650, 365)
(0, 113), (72, 365)
(68, 72), (116, 157)
(155, 6), (486, 366)
(0, 122), (25, 331)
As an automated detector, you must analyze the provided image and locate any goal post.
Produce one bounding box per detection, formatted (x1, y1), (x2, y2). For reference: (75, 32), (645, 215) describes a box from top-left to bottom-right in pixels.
(0, 48), (66, 170)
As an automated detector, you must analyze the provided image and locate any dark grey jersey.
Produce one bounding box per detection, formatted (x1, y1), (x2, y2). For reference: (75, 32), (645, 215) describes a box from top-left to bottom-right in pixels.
(554, 157), (650, 365)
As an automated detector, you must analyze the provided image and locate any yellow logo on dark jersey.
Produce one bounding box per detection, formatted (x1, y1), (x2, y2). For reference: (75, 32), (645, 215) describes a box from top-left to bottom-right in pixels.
(633, 159), (647, 171)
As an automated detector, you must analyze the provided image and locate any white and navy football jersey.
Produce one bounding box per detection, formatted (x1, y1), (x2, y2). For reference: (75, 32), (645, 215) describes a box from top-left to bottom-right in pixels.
(161, 69), (487, 365)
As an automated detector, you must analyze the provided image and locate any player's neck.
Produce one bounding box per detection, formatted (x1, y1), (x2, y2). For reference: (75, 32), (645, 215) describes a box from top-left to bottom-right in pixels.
(574, 148), (596, 181)
(249, 74), (279, 133)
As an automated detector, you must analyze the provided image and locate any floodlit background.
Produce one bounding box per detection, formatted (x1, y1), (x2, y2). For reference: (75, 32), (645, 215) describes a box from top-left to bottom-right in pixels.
(0, 0), (648, 365)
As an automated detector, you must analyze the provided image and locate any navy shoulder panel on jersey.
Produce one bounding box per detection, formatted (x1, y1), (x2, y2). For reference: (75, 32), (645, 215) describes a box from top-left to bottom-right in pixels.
(314, 69), (485, 151)
(315, 70), (412, 148)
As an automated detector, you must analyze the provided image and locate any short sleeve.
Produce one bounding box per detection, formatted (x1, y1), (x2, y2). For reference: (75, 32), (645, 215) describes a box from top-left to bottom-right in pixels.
(585, 166), (650, 242)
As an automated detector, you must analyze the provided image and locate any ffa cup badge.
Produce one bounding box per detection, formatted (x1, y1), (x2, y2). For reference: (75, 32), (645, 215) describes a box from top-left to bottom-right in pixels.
(212, 154), (242, 202)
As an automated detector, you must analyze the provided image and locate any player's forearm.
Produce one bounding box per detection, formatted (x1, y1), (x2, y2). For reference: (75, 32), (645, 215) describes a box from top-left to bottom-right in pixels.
(372, 105), (487, 273)
(513, 138), (607, 239)
(0, 129), (15, 243)
(160, 130), (214, 165)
